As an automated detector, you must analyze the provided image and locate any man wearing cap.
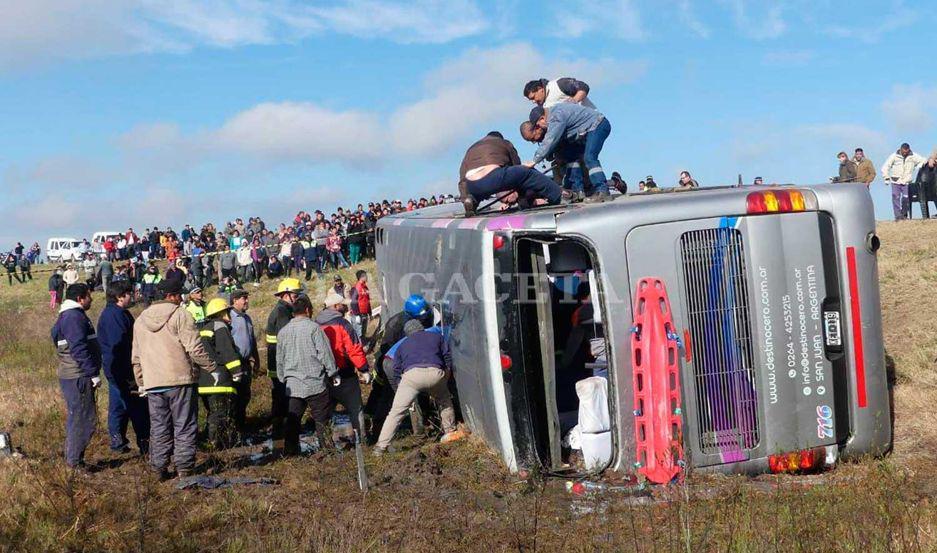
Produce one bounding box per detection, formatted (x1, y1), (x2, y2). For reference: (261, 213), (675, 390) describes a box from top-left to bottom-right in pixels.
(458, 131), (565, 216)
(882, 142), (928, 220)
(185, 287), (206, 323)
(520, 114), (588, 200)
(141, 265), (162, 307)
(331, 274), (346, 298)
(132, 279), (214, 479)
(316, 290), (370, 438)
(197, 298), (243, 449)
(276, 295), (338, 455)
(266, 278), (302, 445)
(526, 103), (611, 203)
(229, 289), (259, 429)
(373, 319), (459, 455)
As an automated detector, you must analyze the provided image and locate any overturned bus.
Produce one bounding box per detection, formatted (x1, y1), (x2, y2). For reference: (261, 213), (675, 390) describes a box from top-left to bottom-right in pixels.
(375, 184), (892, 478)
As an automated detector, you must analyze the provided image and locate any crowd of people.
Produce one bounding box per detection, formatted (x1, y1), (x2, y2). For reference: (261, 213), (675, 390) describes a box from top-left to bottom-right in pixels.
(53, 266), (464, 477)
(29, 195), (459, 306)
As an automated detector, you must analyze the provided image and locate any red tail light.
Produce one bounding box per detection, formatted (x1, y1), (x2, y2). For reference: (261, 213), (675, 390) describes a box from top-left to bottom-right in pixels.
(768, 448), (820, 473)
(746, 189), (807, 215)
(493, 234), (506, 250)
(500, 353), (512, 371)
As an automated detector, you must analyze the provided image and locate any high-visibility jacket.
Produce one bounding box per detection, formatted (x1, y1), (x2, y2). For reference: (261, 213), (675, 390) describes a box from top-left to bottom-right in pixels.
(265, 299), (293, 378)
(185, 300), (206, 323)
(197, 319), (242, 395)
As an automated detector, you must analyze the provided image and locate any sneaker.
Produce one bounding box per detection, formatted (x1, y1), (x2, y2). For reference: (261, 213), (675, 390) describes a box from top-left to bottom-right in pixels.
(176, 469), (194, 479)
(67, 463), (94, 477)
(440, 429), (468, 444)
(371, 447), (385, 457)
(110, 444), (132, 454)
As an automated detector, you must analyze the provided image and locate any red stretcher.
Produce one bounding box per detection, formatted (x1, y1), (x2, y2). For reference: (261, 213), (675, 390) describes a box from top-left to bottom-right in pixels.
(631, 277), (686, 484)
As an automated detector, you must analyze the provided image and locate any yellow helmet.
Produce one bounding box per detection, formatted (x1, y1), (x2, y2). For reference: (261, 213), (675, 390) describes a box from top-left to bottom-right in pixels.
(276, 278), (303, 296)
(205, 298), (231, 318)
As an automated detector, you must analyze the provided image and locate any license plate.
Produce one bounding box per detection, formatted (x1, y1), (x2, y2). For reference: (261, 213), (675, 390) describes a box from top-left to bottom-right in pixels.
(823, 311), (841, 347)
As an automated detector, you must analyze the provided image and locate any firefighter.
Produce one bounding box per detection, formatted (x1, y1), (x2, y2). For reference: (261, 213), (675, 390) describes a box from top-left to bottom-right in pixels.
(197, 297), (243, 449)
(266, 278), (303, 446)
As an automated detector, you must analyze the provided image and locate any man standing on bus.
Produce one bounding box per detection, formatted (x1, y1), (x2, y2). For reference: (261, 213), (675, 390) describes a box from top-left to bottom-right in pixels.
(526, 104), (611, 203)
(458, 131), (565, 215)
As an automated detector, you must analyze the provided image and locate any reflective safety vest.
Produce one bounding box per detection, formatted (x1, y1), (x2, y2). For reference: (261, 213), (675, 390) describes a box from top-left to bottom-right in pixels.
(185, 300), (206, 323)
(197, 319), (242, 394)
(265, 299), (293, 378)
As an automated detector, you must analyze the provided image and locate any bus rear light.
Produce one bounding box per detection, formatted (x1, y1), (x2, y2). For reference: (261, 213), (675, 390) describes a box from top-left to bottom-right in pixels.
(768, 448), (820, 473)
(746, 190), (807, 215)
(493, 234), (506, 250)
(500, 353), (512, 371)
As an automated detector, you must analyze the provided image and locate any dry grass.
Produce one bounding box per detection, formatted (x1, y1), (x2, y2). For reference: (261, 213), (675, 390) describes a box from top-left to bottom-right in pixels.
(0, 226), (935, 552)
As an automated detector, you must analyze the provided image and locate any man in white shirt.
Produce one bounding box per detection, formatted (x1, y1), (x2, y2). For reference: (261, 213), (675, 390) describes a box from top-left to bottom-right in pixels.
(881, 142), (927, 220)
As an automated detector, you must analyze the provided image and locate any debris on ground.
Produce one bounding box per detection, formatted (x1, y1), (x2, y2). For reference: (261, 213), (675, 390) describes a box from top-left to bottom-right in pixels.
(176, 475), (279, 490)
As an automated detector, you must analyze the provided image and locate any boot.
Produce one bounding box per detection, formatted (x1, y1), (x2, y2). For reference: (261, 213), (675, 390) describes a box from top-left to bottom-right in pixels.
(458, 180), (476, 216)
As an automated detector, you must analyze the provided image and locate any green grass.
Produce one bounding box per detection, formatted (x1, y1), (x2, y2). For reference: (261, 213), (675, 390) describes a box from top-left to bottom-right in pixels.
(0, 230), (935, 552)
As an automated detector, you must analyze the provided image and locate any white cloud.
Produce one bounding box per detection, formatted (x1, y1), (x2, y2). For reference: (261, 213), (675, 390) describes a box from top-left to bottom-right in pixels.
(722, 0), (787, 39)
(551, 0), (646, 41)
(116, 43), (646, 164)
(211, 102), (383, 162)
(823, 2), (919, 44)
(2, 155), (115, 191)
(0, 0), (488, 70)
(881, 84), (937, 134)
(676, 0), (711, 39)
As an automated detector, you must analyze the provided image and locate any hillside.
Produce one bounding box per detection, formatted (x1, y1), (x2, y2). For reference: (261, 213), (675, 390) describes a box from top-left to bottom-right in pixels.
(0, 225), (935, 551)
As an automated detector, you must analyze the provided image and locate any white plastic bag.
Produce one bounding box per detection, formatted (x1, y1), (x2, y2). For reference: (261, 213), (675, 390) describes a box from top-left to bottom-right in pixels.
(576, 377), (610, 433)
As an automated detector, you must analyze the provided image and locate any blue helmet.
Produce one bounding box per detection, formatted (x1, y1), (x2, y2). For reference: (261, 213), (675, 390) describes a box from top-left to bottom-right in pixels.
(404, 294), (429, 318)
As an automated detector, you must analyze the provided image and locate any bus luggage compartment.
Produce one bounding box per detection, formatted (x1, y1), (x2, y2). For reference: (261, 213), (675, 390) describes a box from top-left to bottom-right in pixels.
(626, 212), (845, 473)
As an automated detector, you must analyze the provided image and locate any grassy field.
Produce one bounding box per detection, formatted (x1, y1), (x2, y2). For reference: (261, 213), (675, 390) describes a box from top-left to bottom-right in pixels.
(0, 224), (936, 552)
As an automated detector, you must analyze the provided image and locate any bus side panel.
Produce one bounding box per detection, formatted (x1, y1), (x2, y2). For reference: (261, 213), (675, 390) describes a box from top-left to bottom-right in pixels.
(376, 223), (517, 468)
(810, 186), (892, 457)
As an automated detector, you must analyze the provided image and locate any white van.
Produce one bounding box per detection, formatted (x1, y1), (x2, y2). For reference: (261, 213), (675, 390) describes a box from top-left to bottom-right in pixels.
(91, 231), (123, 258)
(46, 237), (82, 263)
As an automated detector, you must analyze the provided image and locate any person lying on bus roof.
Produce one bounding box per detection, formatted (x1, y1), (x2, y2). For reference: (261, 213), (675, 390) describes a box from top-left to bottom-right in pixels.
(458, 131), (566, 216)
(523, 77), (595, 110)
(525, 104), (611, 203)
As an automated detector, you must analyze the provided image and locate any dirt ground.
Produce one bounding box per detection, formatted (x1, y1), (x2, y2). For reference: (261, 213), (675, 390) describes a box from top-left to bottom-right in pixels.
(0, 222), (935, 552)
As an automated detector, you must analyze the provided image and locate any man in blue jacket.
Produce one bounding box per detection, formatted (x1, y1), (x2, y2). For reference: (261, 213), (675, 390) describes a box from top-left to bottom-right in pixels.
(51, 283), (102, 472)
(373, 319), (459, 454)
(97, 280), (150, 455)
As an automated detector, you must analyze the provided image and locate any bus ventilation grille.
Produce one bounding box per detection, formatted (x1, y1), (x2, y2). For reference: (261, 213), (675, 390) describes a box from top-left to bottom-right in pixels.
(680, 228), (760, 461)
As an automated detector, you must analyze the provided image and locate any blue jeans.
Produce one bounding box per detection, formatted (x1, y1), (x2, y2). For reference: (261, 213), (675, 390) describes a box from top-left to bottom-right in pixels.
(59, 377), (97, 467)
(330, 251), (349, 269)
(555, 140), (586, 194)
(107, 379), (151, 452)
(583, 118), (611, 194)
(467, 165), (563, 205)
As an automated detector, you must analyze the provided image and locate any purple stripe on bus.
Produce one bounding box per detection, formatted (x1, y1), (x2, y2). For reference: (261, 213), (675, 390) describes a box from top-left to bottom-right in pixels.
(486, 215), (526, 231)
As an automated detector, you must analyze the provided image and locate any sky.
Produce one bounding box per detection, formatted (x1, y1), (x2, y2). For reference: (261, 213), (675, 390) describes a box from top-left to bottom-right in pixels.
(1, 0), (936, 247)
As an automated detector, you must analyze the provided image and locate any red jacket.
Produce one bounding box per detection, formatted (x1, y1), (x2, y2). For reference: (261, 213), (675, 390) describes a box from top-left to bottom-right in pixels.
(315, 308), (368, 374)
(350, 281), (371, 316)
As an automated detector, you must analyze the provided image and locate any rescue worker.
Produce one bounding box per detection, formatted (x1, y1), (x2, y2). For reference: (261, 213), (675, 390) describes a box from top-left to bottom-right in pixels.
(132, 279), (214, 479)
(364, 294), (431, 440)
(141, 265), (162, 307)
(197, 298), (243, 449)
(185, 286), (206, 323)
(458, 131), (565, 215)
(51, 283), (102, 472)
(373, 319), (459, 455)
(349, 270), (371, 341)
(315, 290), (371, 438)
(266, 278), (302, 445)
(98, 280), (150, 455)
(229, 289), (259, 430)
(276, 295), (338, 455)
